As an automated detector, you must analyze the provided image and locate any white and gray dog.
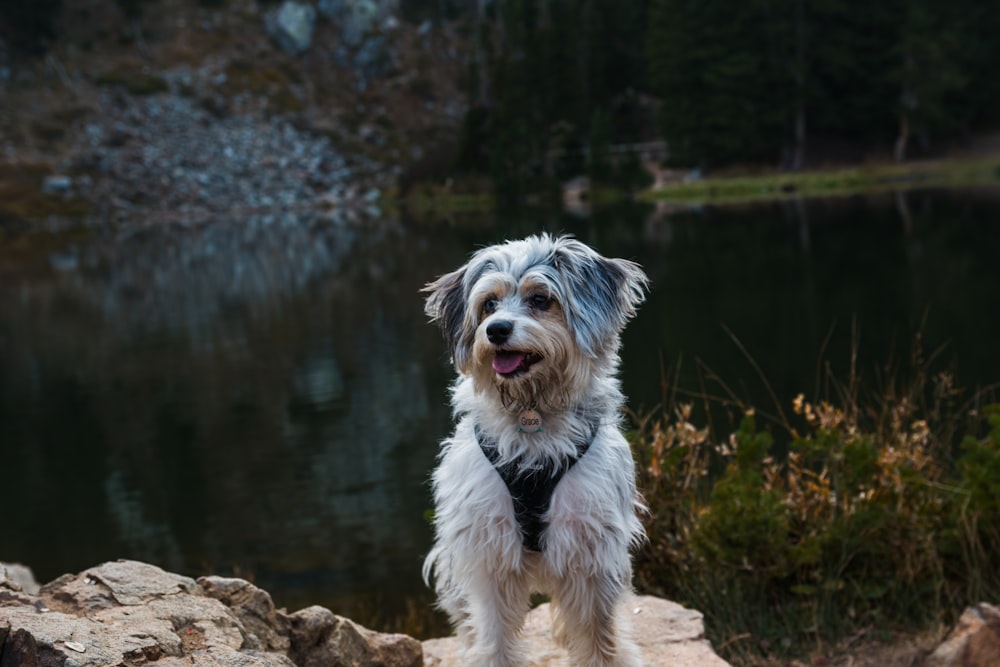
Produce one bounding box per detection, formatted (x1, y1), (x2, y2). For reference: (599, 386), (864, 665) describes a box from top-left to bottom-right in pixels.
(422, 234), (649, 666)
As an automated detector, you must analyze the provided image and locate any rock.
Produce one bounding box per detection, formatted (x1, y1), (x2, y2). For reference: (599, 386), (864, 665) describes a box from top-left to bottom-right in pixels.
(42, 174), (73, 194)
(561, 175), (591, 218)
(288, 604), (422, 667)
(147, 646), (296, 666)
(39, 559), (197, 613)
(198, 576), (291, 653)
(1, 608), (129, 667)
(317, 0), (395, 47)
(317, 0), (398, 83)
(924, 603), (1000, 667)
(0, 560), (421, 667)
(2, 561), (721, 667)
(66, 92), (388, 216)
(0, 563), (40, 595)
(266, 1), (317, 56)
(422, 595), (731, 667)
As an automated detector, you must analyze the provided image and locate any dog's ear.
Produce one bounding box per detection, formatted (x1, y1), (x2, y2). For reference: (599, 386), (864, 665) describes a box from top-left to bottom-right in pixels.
(553, 240), (649, 358)
(423, 266), (473, 371)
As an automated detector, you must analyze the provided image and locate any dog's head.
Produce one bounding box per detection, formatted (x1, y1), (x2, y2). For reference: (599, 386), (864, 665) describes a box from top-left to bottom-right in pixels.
(424, 234), (648, 410)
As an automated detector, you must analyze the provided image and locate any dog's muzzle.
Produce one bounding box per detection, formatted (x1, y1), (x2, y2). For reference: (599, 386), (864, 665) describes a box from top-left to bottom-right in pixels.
(486, 319), (543, 377)
(486, 319), (514, 345)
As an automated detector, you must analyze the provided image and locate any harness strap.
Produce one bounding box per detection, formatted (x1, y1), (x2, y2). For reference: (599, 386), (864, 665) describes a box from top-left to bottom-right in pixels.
(476, 422), (596, 552)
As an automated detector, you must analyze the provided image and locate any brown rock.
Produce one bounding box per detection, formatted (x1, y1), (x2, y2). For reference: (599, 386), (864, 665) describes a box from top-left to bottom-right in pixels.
(0, 567), (38, 610)
(1, 606), (156, 667)
(422, 595), (730, 667)
(333, 617), (422, 667)
(0, 560), (420, 667)
(288, 604), (423, 667)
(198, 576), (291, 653)
(39, 559), (197, 615)
(151, 646), (297, 666)
(0, 564), (40, 595)
(3, 561), (725, 667)
(924, 603), (1000, 667)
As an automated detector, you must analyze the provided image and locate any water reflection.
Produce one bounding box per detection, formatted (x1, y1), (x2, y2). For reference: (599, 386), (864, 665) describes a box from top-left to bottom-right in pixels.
(0, 212), (458, 630)
(1, 190), (999, 636)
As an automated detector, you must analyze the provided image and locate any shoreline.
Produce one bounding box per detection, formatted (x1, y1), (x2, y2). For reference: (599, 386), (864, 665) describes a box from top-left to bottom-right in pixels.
(641, 154), (1000, 206)
(397, 154), (1000, 220)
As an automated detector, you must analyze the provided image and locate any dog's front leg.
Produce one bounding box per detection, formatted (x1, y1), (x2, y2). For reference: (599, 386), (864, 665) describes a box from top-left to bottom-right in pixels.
(461, 565), (532, 667)
(551, 569), (641, 667)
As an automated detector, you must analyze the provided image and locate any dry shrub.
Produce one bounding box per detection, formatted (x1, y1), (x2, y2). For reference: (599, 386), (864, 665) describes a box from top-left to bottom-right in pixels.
(631, 349), (1000, 665)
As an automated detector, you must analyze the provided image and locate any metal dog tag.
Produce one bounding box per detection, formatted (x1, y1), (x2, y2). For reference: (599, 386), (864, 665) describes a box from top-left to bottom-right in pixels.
(518, 409), (543, 433)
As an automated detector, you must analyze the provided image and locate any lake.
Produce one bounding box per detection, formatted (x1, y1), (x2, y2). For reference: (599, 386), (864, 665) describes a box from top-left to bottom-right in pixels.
(2, 188), (999, 636)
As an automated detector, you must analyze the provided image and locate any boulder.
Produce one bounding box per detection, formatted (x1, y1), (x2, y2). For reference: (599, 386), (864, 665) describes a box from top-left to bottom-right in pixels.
(199, 576), (292, 653)
(422, 595), (731, 667)
(316, 0), (398, 84)
(924, 603), (1000, 667)
(0, 560), (421, 667)
(2, 560), (726, 667)
(288, 605), (422, 667)
(316, 0), (396, 47)
(0, 563), (40, 595)
(42, 174), (73, 194)
(265, 1), (317, 56)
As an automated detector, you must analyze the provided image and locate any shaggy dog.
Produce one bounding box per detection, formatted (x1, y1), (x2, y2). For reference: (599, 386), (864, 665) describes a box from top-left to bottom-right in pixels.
(422, 234), (648, 667)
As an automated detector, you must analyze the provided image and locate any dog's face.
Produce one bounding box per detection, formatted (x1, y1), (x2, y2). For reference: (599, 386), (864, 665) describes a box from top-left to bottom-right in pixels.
(424, 235), (648, 410)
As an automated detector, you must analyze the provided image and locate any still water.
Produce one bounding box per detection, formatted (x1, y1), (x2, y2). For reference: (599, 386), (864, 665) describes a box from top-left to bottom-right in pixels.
(2, 189), (999, 635)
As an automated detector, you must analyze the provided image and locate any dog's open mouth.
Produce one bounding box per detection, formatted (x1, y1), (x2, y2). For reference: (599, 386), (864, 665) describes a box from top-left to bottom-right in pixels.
(492, 350), (543, 377)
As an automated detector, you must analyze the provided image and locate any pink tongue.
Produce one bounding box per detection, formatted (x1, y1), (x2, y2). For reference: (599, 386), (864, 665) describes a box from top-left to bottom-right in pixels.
(492, 351), (526, 374)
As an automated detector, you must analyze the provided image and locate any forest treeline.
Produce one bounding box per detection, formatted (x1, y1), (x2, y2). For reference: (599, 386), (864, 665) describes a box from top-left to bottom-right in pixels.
(440, 0), (1000, 199)
(6, 0), (1000, 200)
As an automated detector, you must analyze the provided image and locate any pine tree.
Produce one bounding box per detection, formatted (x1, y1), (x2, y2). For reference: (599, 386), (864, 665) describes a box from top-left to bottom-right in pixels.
(891, 0), (966, 161)
(647, 0), (792, 166)
(587, 107), (614, 184)
(1, 0), (63, 53)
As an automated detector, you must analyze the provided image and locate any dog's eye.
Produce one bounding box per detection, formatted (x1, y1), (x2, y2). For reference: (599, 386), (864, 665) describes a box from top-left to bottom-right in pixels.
(483, 298), (499, 315)
(529, 294), (553, 311)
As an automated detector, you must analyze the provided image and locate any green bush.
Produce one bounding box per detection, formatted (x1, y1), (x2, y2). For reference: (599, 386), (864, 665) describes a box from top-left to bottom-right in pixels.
(953, 405), (1000, 602)
(632, 373), (999, 664)
(959, 406), (1000, 516)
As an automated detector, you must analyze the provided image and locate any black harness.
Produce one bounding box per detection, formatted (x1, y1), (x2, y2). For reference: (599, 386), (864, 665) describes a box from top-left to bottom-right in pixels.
(476, 423), (597, 552)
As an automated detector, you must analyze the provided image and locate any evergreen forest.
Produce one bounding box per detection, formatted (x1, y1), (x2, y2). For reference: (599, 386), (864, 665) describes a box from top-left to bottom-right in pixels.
(5, 0), (1000, 199)
(444, 0), (1000, 197)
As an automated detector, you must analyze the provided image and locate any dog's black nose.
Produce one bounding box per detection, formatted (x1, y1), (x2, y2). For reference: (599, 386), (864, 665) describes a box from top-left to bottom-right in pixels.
(486, 319), (513, 345)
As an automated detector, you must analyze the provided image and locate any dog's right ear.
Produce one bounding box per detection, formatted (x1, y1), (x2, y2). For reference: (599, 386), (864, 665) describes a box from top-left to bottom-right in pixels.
(423, 266), (471, 371)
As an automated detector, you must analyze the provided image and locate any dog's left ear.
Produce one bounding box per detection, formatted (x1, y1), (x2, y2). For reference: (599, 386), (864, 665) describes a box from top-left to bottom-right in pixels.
(554, 241), (649, 358)
(423, 266), (473, 371)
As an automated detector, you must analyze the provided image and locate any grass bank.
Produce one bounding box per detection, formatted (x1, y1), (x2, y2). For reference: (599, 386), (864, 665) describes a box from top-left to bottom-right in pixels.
(402, 154), (1000, 217)
(630, 336), (1000, 665)
(643, 155), (1000, 205)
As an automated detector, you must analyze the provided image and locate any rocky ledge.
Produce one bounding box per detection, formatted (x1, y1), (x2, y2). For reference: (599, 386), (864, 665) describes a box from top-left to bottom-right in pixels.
(3, 560), (999, 666)
(0, 560), (735, 666)
(0, 560), (421, 667)
(423, 596), (730, 667)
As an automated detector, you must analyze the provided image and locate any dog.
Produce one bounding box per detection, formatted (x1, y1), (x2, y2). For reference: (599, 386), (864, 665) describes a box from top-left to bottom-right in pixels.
(422, 234), (649, 667)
